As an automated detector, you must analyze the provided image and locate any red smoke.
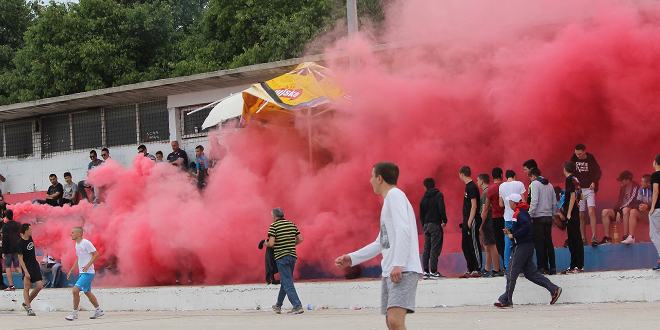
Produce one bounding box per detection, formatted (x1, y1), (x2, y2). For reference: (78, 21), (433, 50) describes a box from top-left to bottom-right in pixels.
(9, 0), (660, 285)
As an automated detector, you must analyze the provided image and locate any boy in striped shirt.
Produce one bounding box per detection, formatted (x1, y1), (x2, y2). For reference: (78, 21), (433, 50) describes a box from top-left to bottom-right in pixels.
(266, 207), (304, 315)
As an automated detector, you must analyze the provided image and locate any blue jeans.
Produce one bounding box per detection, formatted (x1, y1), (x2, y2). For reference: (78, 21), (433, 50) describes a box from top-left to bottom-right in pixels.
(275, 255), (302, 308)
(504, 221), (513, 269)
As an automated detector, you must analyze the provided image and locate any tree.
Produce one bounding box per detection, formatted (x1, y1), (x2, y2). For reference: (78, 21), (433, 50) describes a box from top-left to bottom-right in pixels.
(3, 0), (175, 103)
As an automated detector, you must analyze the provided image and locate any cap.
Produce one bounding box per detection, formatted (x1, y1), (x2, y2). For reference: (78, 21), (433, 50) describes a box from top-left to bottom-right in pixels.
(616, 170), (633, 182)
(508, 193), (522, 203)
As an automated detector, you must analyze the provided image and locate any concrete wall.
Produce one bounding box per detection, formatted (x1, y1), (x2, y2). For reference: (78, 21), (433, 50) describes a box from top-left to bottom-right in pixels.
(1, 269), (659, 312)
(0, 87), (239, 195)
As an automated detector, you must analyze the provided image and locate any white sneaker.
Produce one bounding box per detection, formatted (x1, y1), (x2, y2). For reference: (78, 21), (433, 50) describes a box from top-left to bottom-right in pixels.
(90, 309), (105, 319)
(622, 236), (635, 244)
(65, 313), (78, 321)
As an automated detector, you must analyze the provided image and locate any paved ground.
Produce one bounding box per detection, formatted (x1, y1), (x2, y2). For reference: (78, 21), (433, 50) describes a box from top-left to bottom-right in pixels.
(0, 301), (655, 329)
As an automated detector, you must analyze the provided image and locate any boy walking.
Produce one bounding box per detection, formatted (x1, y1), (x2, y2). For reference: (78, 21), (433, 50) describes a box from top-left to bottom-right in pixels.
(266, 207), (304, 315)
(66, 227), (104, 320)
(562, 162), (584, 274)
(335, 162), (422, 330)
(494, 194), (562, 308)
(419, 178), (448, 279)
(17, 223), (43, 316)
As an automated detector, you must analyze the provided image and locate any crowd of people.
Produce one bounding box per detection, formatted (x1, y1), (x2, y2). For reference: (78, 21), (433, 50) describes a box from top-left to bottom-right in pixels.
(26, 140), (213, 208)
(1, 142), (659, 326)
(415, 144), (660, 280)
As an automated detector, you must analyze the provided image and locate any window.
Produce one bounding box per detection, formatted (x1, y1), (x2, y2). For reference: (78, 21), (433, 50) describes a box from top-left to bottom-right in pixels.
(41, 114), (71, 154)
(181, 104), (212, 137)
(139, 100), (168, 142)
(105, 104), (136, 147)
(5, 121), (33, 157)
(72, 110), (102, 150)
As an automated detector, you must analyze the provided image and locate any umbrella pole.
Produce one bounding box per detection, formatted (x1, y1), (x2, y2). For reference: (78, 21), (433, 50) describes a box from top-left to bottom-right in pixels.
(308, 107), (313, 169)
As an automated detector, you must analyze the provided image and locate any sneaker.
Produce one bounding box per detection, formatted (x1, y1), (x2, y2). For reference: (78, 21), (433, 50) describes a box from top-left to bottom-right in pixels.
(429, 272), (446, 279)
(591, 236), (599, 247)
(90, 309), (104, 319)
(653, 263), (660, 271)
(599, 236), (612, 245)
(287, 306), (304, 315)
(459, 271), (471, 278)
(65, 313), (78, 321)
(4, 286), (15, 291)
(582, 237), (588, 246)
(548, 269), (557, 275)
(22, 303), (28, 311)
(622, 236), (635, 244)
(26, 308), (36, 316)
(470, 271), (482, 278)
(483, 271), (493, 278)
(550, 287), (562, 305)
(493, 270), (505, 277)
(423, 272), (430, 280)
(561, 268), (577, 275)
(576, 268), (584, 273)
(272, 305), (282, 314)
(494, 302), (511, 308)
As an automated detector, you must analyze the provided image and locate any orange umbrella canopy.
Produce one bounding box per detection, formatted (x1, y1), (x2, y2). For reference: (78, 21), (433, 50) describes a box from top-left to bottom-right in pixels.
(242, 62), (351, 125)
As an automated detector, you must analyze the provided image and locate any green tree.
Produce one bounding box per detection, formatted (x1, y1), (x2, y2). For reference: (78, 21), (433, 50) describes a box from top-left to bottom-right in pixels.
(3, 0), (175, 103)
(173, 0), (385, 75)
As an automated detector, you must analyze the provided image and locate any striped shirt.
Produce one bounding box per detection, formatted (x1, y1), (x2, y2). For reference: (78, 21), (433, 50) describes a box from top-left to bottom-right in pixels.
(268, 218), (300, 260)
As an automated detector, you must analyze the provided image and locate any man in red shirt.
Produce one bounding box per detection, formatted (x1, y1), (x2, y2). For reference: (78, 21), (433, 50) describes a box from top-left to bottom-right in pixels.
(483, 167), (506, 275)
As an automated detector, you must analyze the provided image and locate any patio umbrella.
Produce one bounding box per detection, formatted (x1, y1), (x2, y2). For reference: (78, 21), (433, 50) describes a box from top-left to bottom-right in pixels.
(241, 62), (351, 166)
(241, 62), (351, 124)
(200, 93), (244, 130)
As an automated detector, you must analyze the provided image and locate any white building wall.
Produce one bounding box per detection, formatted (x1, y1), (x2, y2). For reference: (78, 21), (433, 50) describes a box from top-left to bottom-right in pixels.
(0, 86), (243, 195)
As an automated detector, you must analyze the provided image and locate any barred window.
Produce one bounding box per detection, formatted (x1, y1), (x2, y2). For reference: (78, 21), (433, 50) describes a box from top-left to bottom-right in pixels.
(182, 104), (212, 137)
(5, 121), (33, 157)
(105, 104), (137, 147)
(72, 110), (102, 150)
(41, 114), (71, 154)
(139, 100), (168, 143)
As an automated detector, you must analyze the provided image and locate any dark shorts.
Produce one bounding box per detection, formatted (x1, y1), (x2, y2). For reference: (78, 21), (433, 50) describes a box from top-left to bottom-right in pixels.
(3, 253), (19, 268)
(482, 217), (496, 245)
(24, 263), (42, 283)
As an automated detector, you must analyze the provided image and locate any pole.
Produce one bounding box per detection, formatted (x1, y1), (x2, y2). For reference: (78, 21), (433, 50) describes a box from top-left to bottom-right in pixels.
(347, 0), (358, 38)
(308, 108), (313, 168)
(347, 0), (359, 71)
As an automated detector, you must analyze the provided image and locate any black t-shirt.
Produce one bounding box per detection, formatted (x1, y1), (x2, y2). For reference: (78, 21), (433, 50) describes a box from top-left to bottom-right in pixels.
(564, 175), (580, 214)
(463, 181), (480, 220)
(47, 183), (64, 200)
(17, 237), (38, 266)
(652, 171), (660, 209)
(167, 150), (189, 169)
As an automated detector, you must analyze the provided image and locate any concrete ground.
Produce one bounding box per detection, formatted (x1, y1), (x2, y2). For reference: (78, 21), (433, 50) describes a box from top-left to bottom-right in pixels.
(0, 301), (654, 330)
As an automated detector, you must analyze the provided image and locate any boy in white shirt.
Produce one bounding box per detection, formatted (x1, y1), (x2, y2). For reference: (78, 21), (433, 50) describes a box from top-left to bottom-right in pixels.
(65, 227), (104, 320)
(335, 162), (422, 330)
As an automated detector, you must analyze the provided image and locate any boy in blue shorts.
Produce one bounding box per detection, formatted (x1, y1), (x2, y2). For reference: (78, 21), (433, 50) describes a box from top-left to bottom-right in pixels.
(66, 226), (104, 320)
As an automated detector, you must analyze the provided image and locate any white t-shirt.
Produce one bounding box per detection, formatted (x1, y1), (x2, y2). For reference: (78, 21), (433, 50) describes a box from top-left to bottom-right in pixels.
(349, 188), (423, 277)
(499, 181), (526, 222)
(75, 238), (97, 274)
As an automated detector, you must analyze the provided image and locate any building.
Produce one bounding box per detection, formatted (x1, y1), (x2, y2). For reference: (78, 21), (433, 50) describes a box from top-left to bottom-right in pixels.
(0, 57), (323, 195)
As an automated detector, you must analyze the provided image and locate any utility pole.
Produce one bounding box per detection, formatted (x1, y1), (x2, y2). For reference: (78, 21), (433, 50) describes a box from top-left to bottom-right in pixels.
(347, 0), (359, 38)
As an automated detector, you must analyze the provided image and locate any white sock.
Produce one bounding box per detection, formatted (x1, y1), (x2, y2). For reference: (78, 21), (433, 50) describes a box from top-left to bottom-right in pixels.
(96, 306), (103, 311)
